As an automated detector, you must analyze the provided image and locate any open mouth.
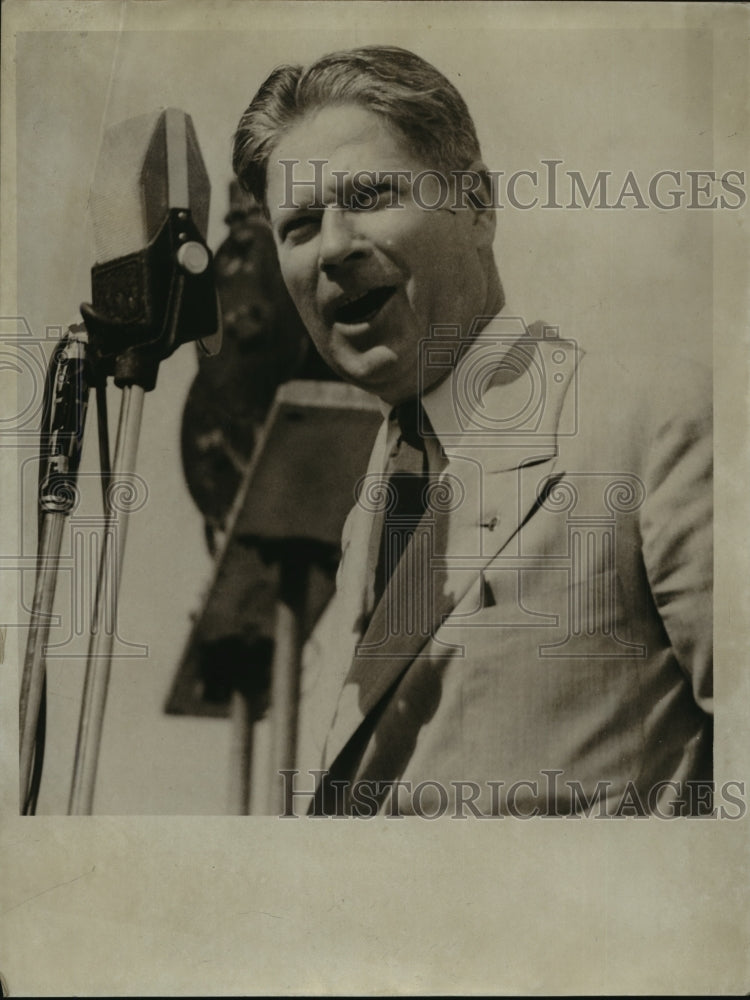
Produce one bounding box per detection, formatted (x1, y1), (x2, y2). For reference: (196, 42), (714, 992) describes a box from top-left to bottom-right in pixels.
(333, 286), (397, 326)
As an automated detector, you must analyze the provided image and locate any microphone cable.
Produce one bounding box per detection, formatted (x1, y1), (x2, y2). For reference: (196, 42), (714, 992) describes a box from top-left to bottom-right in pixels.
(22, 325), (97, 814)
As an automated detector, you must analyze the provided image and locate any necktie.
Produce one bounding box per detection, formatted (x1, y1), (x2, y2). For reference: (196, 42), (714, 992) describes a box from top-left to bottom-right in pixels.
(312, 399), (431, 816)
(371, 397), (430, 611)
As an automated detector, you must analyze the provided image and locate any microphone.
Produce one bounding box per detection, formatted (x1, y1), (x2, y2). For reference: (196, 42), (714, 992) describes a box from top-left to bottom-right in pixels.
(80, 107), (222, 390)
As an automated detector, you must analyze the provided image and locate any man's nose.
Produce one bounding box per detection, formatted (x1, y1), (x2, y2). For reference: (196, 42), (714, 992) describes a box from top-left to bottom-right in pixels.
(318, 207), (369, 273)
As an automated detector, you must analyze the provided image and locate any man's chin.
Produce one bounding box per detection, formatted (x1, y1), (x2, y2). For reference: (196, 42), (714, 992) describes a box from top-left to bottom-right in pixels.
(330, 345), (408, 398)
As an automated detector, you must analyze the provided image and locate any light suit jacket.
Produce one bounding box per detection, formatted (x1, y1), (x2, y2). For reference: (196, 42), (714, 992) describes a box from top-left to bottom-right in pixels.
(299, 328), (712, 816)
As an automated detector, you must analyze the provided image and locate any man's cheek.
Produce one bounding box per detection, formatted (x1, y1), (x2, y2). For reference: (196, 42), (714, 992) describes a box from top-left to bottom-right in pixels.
(281, 272), (316, 321)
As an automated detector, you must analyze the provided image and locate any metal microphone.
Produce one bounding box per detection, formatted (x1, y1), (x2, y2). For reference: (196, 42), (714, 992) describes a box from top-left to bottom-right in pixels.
(80, 107), (222, 391)
(65, 108), (221, 814)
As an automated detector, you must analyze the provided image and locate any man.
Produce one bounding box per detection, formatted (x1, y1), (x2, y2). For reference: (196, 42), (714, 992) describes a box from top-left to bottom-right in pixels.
(232, 46), (712, 817)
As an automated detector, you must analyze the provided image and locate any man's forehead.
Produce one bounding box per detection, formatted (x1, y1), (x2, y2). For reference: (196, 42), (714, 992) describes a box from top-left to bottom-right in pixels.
(270, 103), (421, 173)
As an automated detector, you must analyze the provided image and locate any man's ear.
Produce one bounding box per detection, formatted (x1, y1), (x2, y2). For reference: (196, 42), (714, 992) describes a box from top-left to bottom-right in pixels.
(461, 160), (496, 249)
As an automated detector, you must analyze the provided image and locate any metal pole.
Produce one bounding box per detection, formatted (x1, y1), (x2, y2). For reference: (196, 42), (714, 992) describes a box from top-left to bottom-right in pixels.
(68, 384), (145, 815)
(228, 690), (253, 815)
(266, 553), (308, 815)
(19, 511), (67, 809)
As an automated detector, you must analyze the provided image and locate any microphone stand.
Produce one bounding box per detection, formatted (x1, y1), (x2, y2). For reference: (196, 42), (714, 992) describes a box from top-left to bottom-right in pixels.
(67, 384), (145, 814)
(64, 206), (220, 815)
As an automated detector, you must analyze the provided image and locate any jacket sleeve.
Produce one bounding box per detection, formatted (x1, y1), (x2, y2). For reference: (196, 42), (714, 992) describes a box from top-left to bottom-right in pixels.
(639, 360), (713, 713)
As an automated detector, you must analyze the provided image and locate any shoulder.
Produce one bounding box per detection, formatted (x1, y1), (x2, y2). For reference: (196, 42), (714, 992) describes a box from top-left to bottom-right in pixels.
(576, 348), (711, 412)
(574, 347), (711, 433)
(553, 346), (711, 473)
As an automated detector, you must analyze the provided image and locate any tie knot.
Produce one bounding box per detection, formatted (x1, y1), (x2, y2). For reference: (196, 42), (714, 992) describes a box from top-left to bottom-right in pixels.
(393, 397), (427, 452)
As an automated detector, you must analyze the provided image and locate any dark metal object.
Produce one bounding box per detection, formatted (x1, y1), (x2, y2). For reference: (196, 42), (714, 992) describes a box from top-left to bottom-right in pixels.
(180, 185), (336, 547)
(81, 207), (221, 391)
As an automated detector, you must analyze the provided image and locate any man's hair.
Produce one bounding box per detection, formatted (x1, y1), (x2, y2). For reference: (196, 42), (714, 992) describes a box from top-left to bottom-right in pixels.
(232, 45), (483, 209)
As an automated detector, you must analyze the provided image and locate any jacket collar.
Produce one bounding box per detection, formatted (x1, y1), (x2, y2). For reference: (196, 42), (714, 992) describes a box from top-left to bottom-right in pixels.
(379, 315), (571, 472)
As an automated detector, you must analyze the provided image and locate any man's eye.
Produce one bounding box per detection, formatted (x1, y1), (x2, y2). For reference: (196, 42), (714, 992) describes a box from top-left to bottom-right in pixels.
(281, 215), (320, 241)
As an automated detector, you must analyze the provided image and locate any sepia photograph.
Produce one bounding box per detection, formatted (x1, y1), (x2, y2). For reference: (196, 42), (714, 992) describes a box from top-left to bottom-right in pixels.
(1, 0), (747, 994)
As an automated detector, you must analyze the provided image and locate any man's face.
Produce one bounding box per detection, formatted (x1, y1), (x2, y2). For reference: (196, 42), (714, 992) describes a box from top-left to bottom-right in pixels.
(265, 104), (494, 404)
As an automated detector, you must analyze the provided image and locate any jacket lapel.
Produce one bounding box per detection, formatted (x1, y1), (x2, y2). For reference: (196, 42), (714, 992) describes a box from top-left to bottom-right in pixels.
(320, 418), (389, 679)
(321, 333), (581, 771)
(322, 450), (560, 768)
